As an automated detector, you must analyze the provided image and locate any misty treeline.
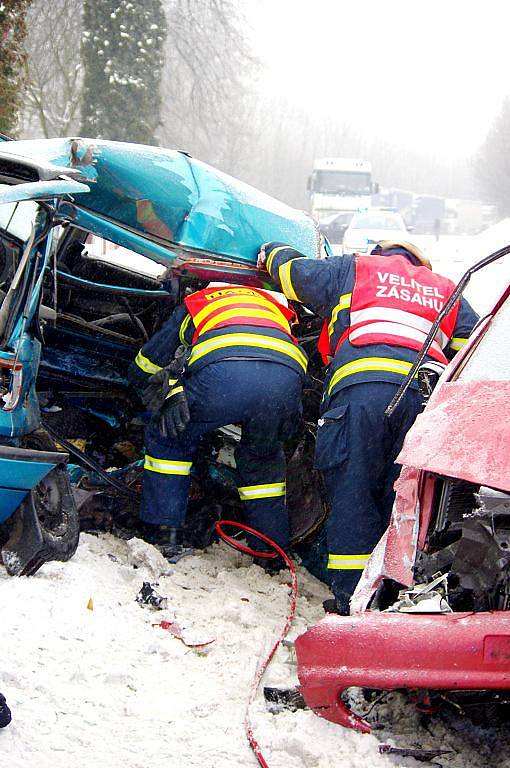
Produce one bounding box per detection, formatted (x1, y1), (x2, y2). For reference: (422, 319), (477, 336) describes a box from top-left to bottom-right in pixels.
(476, 97), (510, 215)
(1, 0), (497, 209)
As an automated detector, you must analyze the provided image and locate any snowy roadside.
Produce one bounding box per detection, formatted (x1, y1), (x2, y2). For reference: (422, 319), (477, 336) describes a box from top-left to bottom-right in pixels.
(1, 534), (509, 768)
(0, 534), (369, 768)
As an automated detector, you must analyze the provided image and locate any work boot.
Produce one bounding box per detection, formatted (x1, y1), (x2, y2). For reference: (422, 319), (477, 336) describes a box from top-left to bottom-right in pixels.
(0, 693), (11, 728)
(322, 593), (351, 616)
(144, 524), (194, 563)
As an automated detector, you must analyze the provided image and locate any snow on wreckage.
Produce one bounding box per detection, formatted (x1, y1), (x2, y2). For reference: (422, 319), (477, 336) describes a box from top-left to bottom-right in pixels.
(0, 135), (324, 576)
(2, 136), (510, 764)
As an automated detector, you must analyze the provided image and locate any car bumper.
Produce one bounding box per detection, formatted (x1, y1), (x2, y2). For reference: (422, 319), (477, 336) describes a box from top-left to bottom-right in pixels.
(295, 611), (510, 733)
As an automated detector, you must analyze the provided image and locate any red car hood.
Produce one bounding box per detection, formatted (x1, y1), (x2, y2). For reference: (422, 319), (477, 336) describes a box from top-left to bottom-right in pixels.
(398, 380), (510, 493)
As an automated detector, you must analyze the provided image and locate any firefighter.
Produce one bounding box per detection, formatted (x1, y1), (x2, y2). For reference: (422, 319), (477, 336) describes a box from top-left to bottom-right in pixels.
(258, 239), (478, 613)
(128, 283), (307, 561)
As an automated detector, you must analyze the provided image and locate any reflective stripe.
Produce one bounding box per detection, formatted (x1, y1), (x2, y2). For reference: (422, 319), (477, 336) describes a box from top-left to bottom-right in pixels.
(328, 293), (352, 337)
(179, 314), (191, 345)
(238, 481), (286, 500)
(349, 321), (444, 357)
(328, 356), (414, 395)
(188, 332), (307, 372)
(192, 294), (282, 327)
(449, 336), (468, 351)
(266, 246), (288, 274)
(165, 377), (183, 399)
(199, 307), (289, 336)
(327, 553), (370, 570)
(165, 385), (184, 398)
(144, 455), (192, 475)
(135, 350), (163, 374)
(278, 259), (306, 302)
(350, 306), (449, 348)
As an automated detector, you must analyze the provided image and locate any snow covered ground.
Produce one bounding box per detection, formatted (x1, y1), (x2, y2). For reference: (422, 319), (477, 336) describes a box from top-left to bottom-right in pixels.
(1, 228), (510, 767)
(2, 533), (510, 768)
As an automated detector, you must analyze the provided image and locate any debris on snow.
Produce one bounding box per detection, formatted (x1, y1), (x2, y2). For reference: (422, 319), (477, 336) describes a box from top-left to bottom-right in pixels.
(1, 533), (510, 767)
(136, 581), (168, 610)
(125, 536), (170, 578)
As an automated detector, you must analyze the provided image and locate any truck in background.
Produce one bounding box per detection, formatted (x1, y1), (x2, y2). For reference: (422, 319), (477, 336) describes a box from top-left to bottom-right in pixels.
(444, 199), (488, 235)
(308, 158), (375, 221)
(372, 187), (414, 226)
(410, 194), (446, 234)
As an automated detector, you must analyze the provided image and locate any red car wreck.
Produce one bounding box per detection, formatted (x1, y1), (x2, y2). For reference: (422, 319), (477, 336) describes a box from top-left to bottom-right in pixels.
(295, 276), (510, 733)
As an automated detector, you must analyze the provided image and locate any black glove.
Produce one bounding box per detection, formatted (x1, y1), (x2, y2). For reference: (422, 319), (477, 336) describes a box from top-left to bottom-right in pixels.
(142, 355), (187, 413)
(158, 382), (190, 439)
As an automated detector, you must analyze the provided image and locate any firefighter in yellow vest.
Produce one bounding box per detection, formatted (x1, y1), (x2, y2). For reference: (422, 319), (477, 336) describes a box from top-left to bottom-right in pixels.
(128, 283), (307, 560)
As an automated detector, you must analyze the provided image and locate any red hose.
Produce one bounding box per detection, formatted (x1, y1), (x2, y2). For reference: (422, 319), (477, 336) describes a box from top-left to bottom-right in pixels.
(215, 520), (298, 768)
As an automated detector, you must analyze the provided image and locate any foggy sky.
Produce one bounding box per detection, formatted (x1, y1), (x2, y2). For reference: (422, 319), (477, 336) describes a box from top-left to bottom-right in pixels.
(248, 0), (509, 160)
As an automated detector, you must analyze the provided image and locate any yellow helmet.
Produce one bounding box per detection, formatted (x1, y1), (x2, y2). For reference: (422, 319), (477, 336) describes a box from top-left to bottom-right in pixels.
(376, 239), (432, 270)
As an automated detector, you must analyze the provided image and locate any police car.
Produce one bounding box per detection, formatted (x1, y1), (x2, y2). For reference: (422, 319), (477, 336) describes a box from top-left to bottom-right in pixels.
(342, 208), (409, 255)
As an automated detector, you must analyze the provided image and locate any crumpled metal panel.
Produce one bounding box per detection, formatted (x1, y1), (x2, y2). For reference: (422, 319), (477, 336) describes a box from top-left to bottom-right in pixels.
(0, 138), (319, 265)
(295, 611), (510, 732)
(0, 179), (89, 203)
(398, 381), (510, 493)
(351, 466), (419, 613)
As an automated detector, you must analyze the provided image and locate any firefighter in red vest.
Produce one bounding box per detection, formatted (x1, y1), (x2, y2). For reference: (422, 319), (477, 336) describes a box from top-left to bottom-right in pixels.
(258, 239), (478, 614)
(128, 283), (307, 561)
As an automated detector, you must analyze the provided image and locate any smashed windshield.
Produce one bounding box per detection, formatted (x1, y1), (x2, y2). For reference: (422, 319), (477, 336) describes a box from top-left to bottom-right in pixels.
(0, 201), (37, 242)
(314, 170), (371, 195)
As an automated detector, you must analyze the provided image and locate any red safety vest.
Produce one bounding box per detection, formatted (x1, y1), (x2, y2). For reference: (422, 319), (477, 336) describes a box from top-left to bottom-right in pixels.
(184, 285), (297, 343)
(318, 254), (459, 365)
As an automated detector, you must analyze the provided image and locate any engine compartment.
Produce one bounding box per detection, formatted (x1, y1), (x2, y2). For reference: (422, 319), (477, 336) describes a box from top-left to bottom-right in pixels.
(415, 480), (510, 612)
(16, 226), (328, 550)
(376, 476), (510, 614)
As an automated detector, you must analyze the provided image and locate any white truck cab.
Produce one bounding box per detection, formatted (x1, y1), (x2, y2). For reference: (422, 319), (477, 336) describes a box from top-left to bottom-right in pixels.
(308, 158), (375, 221)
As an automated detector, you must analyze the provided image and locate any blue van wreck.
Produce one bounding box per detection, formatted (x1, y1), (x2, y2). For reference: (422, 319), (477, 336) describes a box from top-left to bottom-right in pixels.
(0, 138), (324, 576)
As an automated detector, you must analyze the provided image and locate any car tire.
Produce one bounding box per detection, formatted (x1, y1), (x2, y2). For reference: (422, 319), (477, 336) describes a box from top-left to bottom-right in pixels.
(22, 428), (80, 564)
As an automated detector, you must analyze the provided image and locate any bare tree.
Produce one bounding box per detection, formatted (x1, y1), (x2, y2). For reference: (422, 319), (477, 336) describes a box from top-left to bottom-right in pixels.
(159, 0), (258, 172)
(23, 0), (83, 138)
(476, 96), (510, 214)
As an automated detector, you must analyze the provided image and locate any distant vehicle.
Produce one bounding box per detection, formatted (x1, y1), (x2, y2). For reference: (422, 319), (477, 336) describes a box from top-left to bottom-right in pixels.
(456, 199), (485, 235)
(372, 187), (414, 225)
(319, 211), (353, 246)
(444, 199), (494, 236)
(342, 208), (408, 255)
(411, 195), (445, 234)
(308, 158), (375, 221)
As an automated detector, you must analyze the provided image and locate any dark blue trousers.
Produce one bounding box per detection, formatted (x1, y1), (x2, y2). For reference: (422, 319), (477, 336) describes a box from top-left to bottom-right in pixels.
(314, 381), (422, 603)
(141, 360), (303, 548)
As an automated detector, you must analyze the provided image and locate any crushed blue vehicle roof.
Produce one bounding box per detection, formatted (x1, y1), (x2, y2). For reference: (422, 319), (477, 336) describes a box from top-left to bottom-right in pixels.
(0, 138), (320, 265)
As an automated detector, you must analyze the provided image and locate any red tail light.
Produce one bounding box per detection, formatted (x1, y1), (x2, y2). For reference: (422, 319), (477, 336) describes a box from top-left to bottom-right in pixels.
(0, 357), (23, 411)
